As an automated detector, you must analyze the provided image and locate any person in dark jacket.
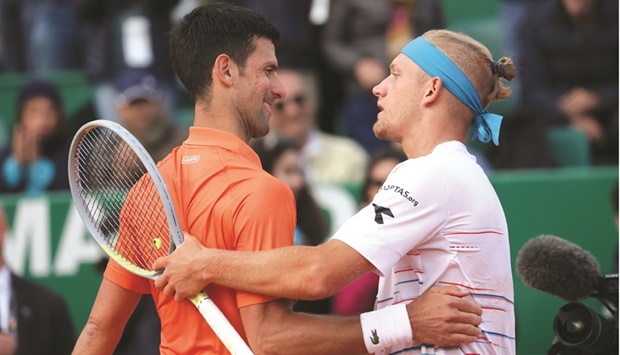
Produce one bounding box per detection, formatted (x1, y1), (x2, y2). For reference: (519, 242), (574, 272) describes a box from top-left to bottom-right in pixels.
(518, 0), (618, 165)
(0, 205), (75, 355)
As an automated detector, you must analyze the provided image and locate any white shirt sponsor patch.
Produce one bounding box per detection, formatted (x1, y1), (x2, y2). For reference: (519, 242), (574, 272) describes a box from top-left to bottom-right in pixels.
(182, 155), (200, 164)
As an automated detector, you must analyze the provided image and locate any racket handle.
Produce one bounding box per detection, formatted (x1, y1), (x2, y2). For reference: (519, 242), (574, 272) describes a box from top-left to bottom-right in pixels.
(188, 292), (254, 355)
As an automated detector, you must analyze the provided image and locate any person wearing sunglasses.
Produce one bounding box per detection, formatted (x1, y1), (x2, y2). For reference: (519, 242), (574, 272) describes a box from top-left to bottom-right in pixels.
(267, 67), (369, 186)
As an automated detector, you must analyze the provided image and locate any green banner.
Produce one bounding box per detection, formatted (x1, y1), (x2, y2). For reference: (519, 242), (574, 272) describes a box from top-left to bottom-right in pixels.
(1, 166), (618, 354)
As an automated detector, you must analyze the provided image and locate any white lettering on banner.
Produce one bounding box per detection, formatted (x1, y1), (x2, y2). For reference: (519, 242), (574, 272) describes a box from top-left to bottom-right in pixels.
(54, 203), (103, 276)
(4, 197), (51, 277)
(4, 198), (102, 277)
(2, 186), (360, 277)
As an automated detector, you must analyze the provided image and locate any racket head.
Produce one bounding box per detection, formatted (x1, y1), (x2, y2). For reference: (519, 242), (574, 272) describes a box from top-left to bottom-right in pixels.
(68, 119), (184, 279)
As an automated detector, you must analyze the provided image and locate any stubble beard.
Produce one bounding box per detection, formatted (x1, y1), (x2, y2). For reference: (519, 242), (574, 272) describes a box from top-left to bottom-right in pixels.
(373, 119), (391, 142)
(252, 110), (271, 139)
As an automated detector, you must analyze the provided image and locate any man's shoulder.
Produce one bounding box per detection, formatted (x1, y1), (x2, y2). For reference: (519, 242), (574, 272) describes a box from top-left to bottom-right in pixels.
(236, 169), (292, 196)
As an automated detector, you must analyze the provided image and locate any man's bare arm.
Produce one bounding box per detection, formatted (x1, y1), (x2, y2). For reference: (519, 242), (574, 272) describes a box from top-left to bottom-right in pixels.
(241, 298), (368, 355)
(153, 233), (373, 302)
(240, 287), (481, 354)
(237, 286), (482, 354)
(73, 278), (142, 354)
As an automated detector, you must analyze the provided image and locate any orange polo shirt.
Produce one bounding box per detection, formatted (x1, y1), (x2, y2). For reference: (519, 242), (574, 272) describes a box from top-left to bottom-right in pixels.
(104, 127), (296, 354)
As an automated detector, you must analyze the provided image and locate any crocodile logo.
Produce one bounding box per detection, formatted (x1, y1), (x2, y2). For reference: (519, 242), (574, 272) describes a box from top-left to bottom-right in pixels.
(370, 329), (380, 345)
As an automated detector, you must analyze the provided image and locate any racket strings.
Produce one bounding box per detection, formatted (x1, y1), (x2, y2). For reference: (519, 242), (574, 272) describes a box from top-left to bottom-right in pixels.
(74, 127), (172, 272)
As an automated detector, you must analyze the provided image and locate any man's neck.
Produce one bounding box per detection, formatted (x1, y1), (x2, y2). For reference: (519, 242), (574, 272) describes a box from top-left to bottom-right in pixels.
(193, 102), (251, 144)
(401, 117), (467, 159)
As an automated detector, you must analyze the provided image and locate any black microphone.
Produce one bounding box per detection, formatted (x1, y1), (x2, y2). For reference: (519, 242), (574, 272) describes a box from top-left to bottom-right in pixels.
(516, 234), (601, 302)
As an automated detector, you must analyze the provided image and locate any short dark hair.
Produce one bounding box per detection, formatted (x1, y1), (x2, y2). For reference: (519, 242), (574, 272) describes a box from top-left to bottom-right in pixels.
(170, 3), (280, 103)
(16, 79), (63, 120)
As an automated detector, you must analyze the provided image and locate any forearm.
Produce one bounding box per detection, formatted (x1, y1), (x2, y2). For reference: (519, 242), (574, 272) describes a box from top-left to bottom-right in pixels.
(73, 278), (141, 354)
(202, 240), (373, 300)
(73, 319), (123, 355)
(263, 312), (367, 355)
(155, 237), (375, 302)
(243, 299), (368, 355)
(205, 245), (335, 300)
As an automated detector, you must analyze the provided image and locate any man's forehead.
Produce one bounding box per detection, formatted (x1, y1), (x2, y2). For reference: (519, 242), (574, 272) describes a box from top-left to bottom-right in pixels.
(391, 54), (420, 73)
(248, 38), (277, 61)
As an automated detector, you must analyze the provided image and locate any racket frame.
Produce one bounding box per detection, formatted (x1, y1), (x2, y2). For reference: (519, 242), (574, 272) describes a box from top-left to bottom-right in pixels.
(68, 119), (184, 279)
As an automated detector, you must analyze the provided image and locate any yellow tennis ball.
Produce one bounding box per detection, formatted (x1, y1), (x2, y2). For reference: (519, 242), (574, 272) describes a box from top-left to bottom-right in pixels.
(153, 237), (162, 250)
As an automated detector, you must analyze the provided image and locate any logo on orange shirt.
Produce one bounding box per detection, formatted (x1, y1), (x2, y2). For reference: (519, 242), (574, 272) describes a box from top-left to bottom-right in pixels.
(182, 155), (200, 164)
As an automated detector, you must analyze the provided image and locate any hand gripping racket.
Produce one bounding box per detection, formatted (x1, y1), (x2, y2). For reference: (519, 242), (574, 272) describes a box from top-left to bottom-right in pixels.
(68, 119), (253, 355)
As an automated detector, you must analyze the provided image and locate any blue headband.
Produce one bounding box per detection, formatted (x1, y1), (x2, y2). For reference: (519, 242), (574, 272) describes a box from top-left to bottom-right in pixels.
(401, 37), (502, 146)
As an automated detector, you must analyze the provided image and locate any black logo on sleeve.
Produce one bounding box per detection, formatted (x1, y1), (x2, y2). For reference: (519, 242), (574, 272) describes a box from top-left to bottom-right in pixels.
(373, 203), (394, 224)
(370, 329), (380, 345)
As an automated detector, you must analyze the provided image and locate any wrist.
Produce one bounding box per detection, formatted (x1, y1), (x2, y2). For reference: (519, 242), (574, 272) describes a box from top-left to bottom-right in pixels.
(199, 247), (216, 284)
(360, 303), (412, 353)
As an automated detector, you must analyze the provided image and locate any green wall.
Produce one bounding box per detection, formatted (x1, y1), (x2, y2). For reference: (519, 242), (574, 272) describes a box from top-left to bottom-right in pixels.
(1, 166), (617, 353)
(493, 167), (618, 353)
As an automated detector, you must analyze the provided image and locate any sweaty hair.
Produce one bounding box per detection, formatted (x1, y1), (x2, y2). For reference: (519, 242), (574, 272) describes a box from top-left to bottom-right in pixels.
(169, 3), (280, 103)
(423, 29), (517, 109)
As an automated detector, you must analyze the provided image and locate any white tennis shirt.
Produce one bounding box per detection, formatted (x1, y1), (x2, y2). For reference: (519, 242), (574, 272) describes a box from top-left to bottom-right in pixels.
(333, 141), (516, 354)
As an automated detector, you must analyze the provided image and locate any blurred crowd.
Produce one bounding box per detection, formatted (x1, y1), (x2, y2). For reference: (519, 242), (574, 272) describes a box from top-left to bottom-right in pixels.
(0, 0), (617, 197)
(0, 0), (617, 353)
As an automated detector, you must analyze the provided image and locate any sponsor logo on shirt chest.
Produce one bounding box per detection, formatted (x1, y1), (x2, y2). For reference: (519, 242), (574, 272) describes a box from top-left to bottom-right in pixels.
(381, 184), (419, 206)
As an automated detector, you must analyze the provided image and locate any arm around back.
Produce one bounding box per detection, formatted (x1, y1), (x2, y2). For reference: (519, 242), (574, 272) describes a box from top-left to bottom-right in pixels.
(73, 278), (142, 354)
(154, 235), (376, 302)
(240, 298), (367, 355)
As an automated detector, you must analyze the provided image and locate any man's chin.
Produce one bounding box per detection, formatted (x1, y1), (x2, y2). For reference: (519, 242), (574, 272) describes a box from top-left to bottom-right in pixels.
(373, 126), (387, 141)
(374, 130), (396, 143)
(253, 126), (270, 139)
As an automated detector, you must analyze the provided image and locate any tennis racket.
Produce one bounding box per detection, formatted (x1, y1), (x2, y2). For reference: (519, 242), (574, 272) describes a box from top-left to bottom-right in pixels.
(68, 119), (253, 355)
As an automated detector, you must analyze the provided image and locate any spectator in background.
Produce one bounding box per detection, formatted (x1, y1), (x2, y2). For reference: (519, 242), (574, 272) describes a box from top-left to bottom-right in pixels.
(332, 145), (407, 316)
(268, 67), (368, 186)
(499, 0), (541, 96)
(518, 0), (618, 165)
(75, 0), (179, 122)
(0, 80), (70, 195)
(321, 0), (392, 155)
(0, 0), (84, 73)
(358, 145), (408, 208)
(0, 204), (75, 355)
(251, 135), (332, 315)
(500, 0), (542, 60)
(113, 69), (188, 163)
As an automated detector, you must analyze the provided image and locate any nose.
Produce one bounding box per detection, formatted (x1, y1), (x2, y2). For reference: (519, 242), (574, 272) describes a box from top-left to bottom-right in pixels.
(372, 81), (385, 98)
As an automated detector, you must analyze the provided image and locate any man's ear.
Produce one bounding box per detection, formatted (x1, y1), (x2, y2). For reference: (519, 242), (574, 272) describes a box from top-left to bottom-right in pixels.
(213, 54), (237, 87)
(422, 77), (442, 105)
